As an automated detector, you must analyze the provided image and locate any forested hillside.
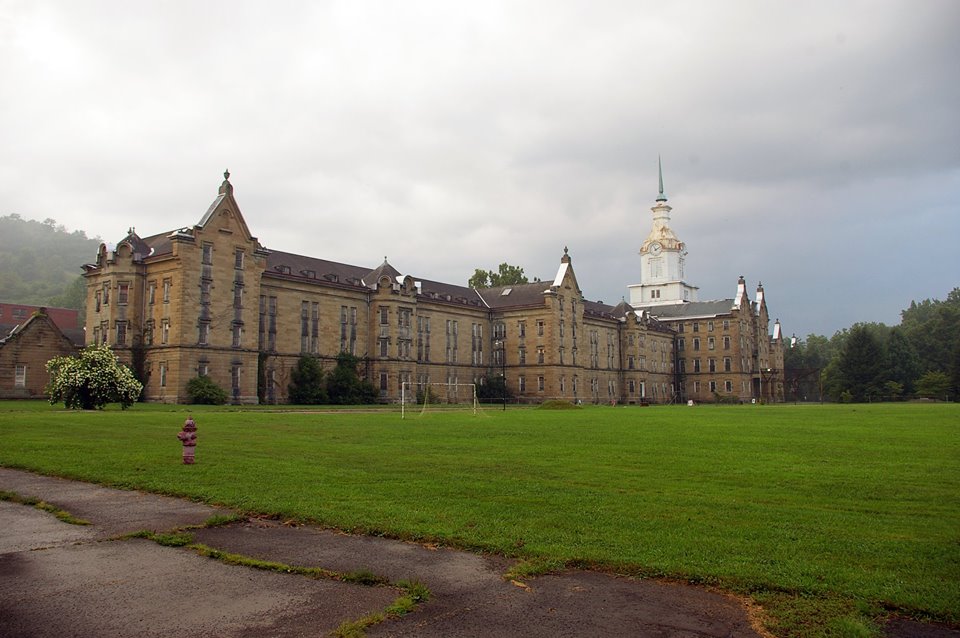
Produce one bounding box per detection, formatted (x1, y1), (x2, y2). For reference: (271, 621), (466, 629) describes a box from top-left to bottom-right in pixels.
(0, 214), (101, 310)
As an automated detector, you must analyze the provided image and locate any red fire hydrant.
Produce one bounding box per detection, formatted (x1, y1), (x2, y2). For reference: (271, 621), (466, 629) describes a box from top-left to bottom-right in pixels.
(177, 416), (197, 464)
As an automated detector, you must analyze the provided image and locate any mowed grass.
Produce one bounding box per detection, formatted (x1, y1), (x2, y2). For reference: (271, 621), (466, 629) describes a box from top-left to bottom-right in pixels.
(1, 401), (957, 635)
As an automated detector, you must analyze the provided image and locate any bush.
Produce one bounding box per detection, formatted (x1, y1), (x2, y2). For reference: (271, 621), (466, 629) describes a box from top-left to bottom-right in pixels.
(186, 375), (228, 405)
(46, 344), (143, 410)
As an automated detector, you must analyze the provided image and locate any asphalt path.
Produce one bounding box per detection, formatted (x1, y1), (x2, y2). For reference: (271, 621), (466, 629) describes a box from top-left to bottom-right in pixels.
(4, 466), (943, 638)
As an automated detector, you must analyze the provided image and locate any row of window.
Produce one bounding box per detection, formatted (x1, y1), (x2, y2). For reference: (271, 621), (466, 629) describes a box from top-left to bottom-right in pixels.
(677, 320), (733, 333)
(678, 336), (732, 351)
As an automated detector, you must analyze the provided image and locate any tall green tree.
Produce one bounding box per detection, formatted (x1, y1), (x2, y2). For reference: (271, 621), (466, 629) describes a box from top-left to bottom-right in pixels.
(288, 355), (328, 404)
(883, 327), (921, 395)
(834, 324), (885, 402)
(327, 352), (377, 405)
(469, 263), (529, 288)
(900, 288), (960, 374)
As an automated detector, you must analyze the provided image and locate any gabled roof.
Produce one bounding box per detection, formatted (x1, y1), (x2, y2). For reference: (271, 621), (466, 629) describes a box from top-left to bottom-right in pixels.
(363, 258), (402, 288)
(0, 308), (81, 348)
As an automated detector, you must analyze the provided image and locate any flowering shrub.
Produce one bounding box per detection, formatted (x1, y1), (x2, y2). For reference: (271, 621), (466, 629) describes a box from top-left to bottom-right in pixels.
(46, 344), (143, 410)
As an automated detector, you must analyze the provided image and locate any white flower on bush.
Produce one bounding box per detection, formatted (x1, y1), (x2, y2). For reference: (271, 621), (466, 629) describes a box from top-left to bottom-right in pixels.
(46, 344), (143, 410)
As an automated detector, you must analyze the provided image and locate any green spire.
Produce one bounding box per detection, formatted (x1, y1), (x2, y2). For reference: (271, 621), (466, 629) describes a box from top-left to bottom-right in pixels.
(656, 155), (667, 202)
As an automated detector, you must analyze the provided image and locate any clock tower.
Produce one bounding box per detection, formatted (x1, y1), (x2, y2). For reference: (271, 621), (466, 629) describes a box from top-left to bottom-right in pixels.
(628, 159), (699, 307)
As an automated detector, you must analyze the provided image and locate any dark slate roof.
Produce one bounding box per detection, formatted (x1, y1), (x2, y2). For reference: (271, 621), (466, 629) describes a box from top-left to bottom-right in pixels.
(140, 231), (175, 259)
(364, 259), (402, 287)
(643, 300), (737, 320)
(415, 278), (486, 307)
(265, 250), (372, 287)
(582, 299), (620, 320)
(477, 282), (552, 309)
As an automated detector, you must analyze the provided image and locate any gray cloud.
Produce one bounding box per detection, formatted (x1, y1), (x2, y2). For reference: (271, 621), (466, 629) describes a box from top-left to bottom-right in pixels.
(1, 0), (958, 337)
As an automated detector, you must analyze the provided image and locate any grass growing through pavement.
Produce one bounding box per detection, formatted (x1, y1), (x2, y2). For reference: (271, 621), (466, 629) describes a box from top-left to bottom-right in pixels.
(1, 401), (957, 637)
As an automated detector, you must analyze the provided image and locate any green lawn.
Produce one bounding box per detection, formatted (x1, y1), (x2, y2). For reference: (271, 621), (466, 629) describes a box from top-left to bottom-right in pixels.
(1, 401), (957, 637)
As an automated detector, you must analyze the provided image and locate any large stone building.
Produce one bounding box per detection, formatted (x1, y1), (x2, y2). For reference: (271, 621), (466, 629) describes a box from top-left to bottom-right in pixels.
(80, 169), (783, 405)
(629, 163), (785, 403)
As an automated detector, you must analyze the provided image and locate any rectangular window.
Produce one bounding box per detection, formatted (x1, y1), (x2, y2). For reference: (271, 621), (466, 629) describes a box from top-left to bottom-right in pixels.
(233, 284), (243, 309)
(708, 337), (715, 350)
(709, 358), (716, 373)
(144, 320), (154, 346)
(694, 358), (701, 373)
(198, 321), (210, 346)
(163, 279), (171, 303)
(102, 283), (110, 305)
(537, 320), (544, 336)
(723, 336), (731, 350)
(519, 376), (526, 392)
(724, 357), (732, 372)
(235, 249), (244, 269)
(723, 320), (730, 331)
(161, 319), (170, 344)
(232, 324), (242, 348)
(380, 339), (388, 357)
(537, 347), (544, 364)
(380, 307), (389, 325)
(202, 243), (213, 265)
(116, 321), (127, 346)
(708, 321), (714, 332)
(710, 380), (717, 393)
(118, 283), (129, 305)
(95, 290), (102, 312)
(693, 338), (700, 351)
(14, 364), (26, 388)
(538, 376), (545, 392)
(725, 380), (733, 392)
(692, 322), (699, 333)
(159, 363), (167, 388)
(518, 321), (526, 337)
(148, 281), (156, 305)
(311, 302), (319, 354)
(301, 301), (309, 353)
(200, 280), (211, 305)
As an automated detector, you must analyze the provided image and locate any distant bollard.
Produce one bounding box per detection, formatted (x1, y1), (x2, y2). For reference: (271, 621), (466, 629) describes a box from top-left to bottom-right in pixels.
(177, 416), (197, 464)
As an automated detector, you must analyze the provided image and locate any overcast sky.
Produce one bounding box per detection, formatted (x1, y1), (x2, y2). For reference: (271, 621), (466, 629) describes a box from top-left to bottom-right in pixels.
(2, 1), (958, 338)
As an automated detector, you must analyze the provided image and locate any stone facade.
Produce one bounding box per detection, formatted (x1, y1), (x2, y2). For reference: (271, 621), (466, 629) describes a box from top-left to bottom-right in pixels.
(81, 173), (679, 405)
(80, 171), (785, 405)
(629, 167), (786, 403)
(0, 309), (80, 399)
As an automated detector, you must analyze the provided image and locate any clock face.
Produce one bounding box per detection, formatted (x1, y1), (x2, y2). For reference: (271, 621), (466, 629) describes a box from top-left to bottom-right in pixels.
(649, 242), (662, 256)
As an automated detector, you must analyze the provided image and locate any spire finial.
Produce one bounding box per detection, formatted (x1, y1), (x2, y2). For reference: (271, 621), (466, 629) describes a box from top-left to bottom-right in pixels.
(224, 169), (230, 181)
(656, 156), (667, 202)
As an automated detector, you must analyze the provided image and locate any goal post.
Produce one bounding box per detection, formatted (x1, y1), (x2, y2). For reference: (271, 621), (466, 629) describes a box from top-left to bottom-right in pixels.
(401, 382), (478, 418)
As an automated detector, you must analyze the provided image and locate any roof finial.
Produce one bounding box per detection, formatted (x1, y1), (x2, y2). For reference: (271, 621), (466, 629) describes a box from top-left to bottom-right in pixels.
(564, 246), (569, 255)
(219, 169), (233, 195)
(224, 169), (230, 181)
(656, 155), (667, 202)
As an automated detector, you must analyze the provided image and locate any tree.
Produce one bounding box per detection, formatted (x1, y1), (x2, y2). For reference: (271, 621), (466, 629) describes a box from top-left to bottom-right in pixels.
(915, 371), (951, 400)
(326, 352), (377, 404)
(288, 355), (328, 404)
(834, 324), (885, 402)
(186, 375), (228, 405)
(900, 288), (960, 374)
(46, 344), (143, 410)
(468, 263), (529, 289)
(883, 327), (921, 395)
